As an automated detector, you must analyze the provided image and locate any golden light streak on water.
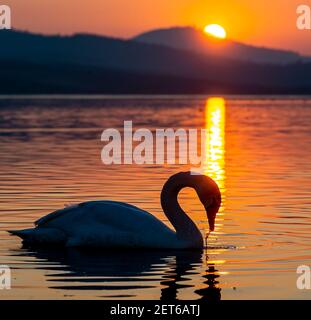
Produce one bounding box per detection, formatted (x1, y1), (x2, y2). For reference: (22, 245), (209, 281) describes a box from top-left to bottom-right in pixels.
(204, 97), (226, 233)
(204, 97), (226, 190)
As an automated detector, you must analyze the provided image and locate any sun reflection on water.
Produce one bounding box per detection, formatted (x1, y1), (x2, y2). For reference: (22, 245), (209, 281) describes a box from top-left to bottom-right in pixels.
(204, 97), (226, 232)
(204, 97), (226, 189)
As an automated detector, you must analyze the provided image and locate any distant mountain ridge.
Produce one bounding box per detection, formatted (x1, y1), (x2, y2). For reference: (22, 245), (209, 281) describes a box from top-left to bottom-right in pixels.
(0, 29), (311, 94)
(134, 27), (309, 65)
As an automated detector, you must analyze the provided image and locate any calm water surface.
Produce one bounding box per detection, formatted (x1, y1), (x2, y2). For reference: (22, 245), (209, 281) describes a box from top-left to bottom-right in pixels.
(0, 96), (311, 300)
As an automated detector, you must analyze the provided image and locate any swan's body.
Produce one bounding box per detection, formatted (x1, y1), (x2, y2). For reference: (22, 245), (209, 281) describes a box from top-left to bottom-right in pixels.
(9, 172), (221, 249)
(12, 201), (187, 249)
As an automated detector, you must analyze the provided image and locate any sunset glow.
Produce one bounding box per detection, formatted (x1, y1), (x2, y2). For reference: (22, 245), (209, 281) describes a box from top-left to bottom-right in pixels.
(5, 1), (311, 55)
(204, 24), (227, 39)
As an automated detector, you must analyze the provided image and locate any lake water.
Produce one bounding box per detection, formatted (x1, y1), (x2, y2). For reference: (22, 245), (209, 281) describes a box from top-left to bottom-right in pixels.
(0, 96), (311, 300)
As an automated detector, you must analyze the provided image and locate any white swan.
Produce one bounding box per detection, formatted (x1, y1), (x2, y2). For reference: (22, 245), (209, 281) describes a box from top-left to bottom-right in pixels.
(9, 172), (221, 249)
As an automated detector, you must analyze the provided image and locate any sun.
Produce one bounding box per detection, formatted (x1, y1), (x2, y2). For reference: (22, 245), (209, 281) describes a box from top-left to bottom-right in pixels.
(204, 24), (227, 39)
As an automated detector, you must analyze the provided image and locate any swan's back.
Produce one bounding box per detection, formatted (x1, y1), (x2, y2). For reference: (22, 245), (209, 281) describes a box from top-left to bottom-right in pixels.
(35, 204), (80, 226)
(35, 201), (173, 237)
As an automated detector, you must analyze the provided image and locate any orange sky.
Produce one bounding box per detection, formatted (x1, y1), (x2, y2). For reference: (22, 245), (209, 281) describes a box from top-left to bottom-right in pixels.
(5, 0), (311, 55)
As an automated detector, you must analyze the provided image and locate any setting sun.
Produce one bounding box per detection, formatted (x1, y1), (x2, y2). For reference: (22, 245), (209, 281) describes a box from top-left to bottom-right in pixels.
(204, 24), (227, 39)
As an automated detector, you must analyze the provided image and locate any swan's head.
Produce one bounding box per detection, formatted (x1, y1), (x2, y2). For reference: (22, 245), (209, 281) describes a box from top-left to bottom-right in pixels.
(191, 173), (221, 232)
(202, 190), (221, 232)
(163, 171), (222, 232)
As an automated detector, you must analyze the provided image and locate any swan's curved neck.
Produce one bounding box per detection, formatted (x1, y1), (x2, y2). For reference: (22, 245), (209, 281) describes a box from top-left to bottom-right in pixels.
(160, 175), (203, 247)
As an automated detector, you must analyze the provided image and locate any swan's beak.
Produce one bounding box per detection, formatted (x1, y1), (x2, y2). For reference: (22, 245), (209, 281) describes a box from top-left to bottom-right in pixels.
(205, 197), (220, 232)
(207, 210), (216, 232)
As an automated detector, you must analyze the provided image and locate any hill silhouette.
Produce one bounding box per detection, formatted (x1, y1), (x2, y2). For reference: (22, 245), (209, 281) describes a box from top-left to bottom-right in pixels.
(0, 29), (310, 94)
(134, 26), (310, 65)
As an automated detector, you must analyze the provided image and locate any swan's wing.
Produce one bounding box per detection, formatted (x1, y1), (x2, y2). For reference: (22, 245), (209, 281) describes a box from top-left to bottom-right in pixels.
(35, 201), (165, 233)
(87, 201), (174, 236)
(35, 204), (80, 226)
(33, 201), (175, 248)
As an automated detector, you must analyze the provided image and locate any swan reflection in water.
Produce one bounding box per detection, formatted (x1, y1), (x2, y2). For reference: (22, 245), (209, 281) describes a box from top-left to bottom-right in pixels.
(12, 248), (221, 300)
